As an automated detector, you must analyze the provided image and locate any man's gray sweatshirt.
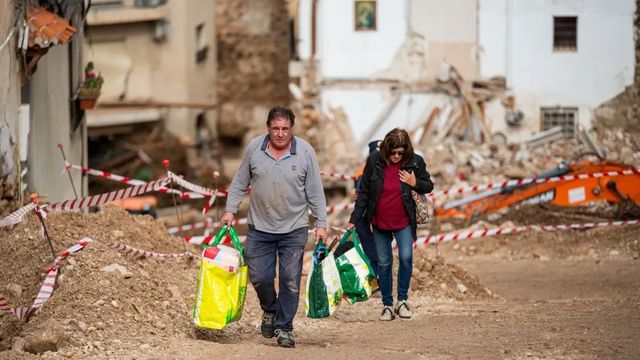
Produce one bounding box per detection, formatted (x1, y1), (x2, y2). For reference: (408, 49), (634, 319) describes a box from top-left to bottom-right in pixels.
(224, 135), (327, 234)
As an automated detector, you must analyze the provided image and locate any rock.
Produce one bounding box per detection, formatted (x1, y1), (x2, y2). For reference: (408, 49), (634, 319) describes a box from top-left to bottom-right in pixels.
(95, 322), (106, 330)
(439, 283), (448, 290)
(440, 223), (454, 232)
(609, 250), (620, 256)
(6, 283), (22, 298)
(456, 283), (468, 294)
(139, 343), (151, 351)
(25, 319), (64, 354)
(112, 230), (124, 238)
(452, 243), (461, 250)
(12, 336), (26, 352)
(77, 321), (87, 332)
(633, 252), (639, 260)
(111, 300), (120, 308)
(539, 255), (550, 262)
(101, 264), (132, 277)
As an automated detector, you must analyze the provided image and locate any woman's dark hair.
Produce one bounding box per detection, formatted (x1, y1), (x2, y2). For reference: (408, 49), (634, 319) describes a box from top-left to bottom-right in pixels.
(379, 128), (414, 166)
(266, 106), (295, 127)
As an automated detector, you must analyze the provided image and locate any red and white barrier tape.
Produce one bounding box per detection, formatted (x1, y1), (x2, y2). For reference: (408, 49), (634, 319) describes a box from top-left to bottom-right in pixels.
(65, 162), (147, 186)
(50, 178), (170, 211)
(169, 203), (352, 236)
(168, 218), (248, 235)
(417, 219), (640, 245)
(0, 203), (36, 228)
(326, 203), (355, 213)
(431, 169), (640, 198)
(321, 171), (356, 181)
(111, 242), (196, 259)
(184, 234), (247, 246)
(167, 171), (224, 197)
(0, 238), (92, 320)
(64, 163), (227, 199)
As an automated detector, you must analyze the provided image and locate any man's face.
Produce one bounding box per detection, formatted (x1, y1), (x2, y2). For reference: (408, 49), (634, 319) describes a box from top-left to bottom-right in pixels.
(268, 117), (293, 151)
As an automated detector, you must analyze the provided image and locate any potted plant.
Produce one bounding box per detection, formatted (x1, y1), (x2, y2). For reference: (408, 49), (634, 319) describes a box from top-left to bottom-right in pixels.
(78, 62), (103, 109)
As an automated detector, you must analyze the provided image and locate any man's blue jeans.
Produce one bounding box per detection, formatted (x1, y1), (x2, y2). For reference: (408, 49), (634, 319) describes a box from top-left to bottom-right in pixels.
(372, 225), (413, 306)
(245, 225), (308, 332)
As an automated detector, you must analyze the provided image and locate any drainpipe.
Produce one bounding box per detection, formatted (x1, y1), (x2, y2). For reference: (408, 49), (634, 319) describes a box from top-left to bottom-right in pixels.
(505, 0), (513, 87)
(311, 0), (318, 59)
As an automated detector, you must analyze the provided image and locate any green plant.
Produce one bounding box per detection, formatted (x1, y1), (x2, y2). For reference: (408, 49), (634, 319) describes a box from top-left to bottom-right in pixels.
(78, 62), (103, 98)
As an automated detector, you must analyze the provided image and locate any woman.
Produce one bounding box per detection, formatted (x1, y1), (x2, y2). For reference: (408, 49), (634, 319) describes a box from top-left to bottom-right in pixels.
(347, 128), (433, 320)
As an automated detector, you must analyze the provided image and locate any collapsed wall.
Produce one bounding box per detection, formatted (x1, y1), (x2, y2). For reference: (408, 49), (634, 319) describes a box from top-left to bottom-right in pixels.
(594, 0), (640, 131)
(216, 0), (290, 143)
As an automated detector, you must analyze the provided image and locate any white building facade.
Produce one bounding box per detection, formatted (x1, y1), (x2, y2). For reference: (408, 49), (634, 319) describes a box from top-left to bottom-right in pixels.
(297, 0), (635, 148)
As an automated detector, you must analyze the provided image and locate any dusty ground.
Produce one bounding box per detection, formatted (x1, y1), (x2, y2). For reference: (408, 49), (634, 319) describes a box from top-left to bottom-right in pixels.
(0, 207), (639, 359)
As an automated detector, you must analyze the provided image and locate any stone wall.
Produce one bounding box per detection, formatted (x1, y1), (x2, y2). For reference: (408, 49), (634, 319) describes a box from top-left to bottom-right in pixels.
(216, 0), (290, 141)
(594, 0), (640, 131)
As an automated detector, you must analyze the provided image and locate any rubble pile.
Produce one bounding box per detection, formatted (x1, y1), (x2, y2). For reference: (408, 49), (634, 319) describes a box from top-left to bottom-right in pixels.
(416, 127), (640, 194)
(0, 206), (489, 357)
(410, 252), (493, 300)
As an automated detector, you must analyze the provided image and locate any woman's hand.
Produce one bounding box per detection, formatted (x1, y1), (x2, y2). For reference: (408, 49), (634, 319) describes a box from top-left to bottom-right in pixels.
(399, 170), (416, 187)
(346, 223), (356, 231)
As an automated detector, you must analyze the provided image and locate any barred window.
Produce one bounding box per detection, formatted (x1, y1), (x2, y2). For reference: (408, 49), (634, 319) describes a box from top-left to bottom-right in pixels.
(541, 107), (578, 138)
(553, 16), (577, 52)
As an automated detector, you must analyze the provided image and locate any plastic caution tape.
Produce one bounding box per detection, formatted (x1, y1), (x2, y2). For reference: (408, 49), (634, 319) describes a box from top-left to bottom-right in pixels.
(50, 178), (170, 211)
(111, 242), (196, 259)
(0, 238), (92, 320)
(0, 203), (36, 228)
(168, 218), (248, 235)
(321, 171), (357, 181)
(416, 219), (640, 245)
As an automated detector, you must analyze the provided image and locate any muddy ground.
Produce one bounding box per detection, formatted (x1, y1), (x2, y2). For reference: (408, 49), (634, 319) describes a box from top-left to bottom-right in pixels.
(0, 207), (638, 359)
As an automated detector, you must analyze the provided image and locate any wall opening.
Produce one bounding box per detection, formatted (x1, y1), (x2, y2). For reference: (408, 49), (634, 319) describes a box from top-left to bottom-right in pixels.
(553, 16), (577, 52)
(541, 107), (578, 138)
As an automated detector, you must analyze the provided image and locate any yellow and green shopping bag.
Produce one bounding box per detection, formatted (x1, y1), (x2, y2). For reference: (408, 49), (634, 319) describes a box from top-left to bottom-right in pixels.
(193, 225), (248, 330)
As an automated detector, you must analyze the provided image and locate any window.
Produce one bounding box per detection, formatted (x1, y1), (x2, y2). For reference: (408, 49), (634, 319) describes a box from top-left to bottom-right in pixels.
(553, 16), (577, 52)
(355, 1), (376, 31)
(195, 23), (209, 63)
(541, 107), (578, 138)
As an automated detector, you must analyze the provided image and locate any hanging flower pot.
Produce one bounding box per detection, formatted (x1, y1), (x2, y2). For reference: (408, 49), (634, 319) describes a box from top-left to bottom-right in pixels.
(77, 62), (103, 110)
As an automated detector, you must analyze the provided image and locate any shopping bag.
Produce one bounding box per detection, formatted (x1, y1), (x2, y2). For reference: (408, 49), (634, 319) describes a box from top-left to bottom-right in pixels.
(305, 240), (343, 318)
(334, 229), (376, 304)
(193, 225), (248, 330)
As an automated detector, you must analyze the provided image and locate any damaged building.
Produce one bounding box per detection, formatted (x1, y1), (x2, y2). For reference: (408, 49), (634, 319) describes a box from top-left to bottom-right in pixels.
(294, 0), (636, 150)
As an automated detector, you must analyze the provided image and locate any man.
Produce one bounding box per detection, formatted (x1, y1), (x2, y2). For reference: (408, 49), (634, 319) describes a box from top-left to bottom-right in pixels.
(221, 106), (327, 348)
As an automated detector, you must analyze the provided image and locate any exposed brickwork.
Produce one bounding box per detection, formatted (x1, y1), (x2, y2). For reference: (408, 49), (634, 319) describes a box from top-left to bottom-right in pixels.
(216, 0), (290, 141)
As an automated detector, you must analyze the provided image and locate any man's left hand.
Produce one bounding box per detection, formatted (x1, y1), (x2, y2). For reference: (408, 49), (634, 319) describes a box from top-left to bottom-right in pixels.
(314, 228), (328, 244)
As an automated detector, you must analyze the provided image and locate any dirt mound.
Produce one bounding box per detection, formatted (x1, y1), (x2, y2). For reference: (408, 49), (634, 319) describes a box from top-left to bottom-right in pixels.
(0, 207), (199, 356)
(410, 252), (493, 300)
(0, 206), (494, 357)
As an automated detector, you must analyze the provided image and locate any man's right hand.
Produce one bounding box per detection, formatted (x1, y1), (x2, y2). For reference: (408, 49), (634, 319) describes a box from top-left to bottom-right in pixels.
(346, 223), (356, 231)
(220, 211), (235, 227)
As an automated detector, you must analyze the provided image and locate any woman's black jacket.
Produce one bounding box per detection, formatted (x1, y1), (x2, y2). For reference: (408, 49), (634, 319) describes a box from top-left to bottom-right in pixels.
(349, 151), (434, 240)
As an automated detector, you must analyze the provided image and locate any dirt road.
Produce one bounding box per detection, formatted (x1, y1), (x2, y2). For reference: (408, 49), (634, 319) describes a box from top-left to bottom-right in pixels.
(140, 257), (640, 360)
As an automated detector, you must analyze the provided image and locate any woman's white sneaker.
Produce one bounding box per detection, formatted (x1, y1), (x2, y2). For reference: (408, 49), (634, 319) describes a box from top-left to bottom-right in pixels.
(380, 305), (395, 321)
(395, 300), (412, 319)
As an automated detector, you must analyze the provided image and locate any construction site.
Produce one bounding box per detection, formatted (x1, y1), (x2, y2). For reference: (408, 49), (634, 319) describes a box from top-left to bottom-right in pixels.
(1, 0), (639, 358)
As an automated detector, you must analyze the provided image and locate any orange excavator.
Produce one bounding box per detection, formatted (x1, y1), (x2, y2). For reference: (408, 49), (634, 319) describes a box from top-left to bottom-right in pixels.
(435, 160), (640, 219)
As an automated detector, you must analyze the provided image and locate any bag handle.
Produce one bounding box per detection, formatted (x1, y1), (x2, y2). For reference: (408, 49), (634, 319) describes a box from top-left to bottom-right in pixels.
(206, 225), (245, 258)
(312, 240), (327, 265)
(338, 229), (375, 277)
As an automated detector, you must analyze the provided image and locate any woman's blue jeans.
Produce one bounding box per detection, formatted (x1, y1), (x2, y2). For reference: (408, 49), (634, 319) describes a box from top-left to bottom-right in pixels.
(372, 225), (413, 306)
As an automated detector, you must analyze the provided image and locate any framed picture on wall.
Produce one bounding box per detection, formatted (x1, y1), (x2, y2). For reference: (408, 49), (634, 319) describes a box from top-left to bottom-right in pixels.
(355, 0), (376, 31)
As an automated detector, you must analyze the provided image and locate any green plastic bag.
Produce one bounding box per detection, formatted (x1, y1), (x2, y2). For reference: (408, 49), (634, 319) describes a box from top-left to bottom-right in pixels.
(193, 225), (248, 330)
(305, 241), (343, 318)
(334, 229), (376, 304)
